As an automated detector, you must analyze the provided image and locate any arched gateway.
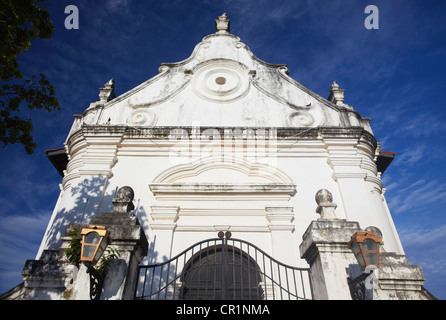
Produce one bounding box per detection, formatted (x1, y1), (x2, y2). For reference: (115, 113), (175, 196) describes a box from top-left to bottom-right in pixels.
(134, 232), (313, 300)
(180, 242), (263, 300)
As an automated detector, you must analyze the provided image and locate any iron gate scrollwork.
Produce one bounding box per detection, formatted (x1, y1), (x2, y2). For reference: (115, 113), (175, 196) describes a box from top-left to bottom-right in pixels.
(134, 232), (313, 300)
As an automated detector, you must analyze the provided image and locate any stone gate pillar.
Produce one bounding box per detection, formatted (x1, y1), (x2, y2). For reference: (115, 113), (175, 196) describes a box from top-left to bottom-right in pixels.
(299, 189), (433, 300)
(300, 219), (361, 300)
(299, 189), (360, 300)
(72, 186), (148, 300)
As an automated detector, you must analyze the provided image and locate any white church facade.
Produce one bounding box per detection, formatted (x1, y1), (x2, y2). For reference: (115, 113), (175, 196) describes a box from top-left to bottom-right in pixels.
(1, 14), (434, 300)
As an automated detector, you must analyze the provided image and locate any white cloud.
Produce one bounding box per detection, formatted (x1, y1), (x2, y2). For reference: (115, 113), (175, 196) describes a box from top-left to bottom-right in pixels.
(396, 112), (446, 138)
(105, 0), (131, 12)
(399, 224), (446, 247)
(399, 223), (446, 281)
(397, 144), (426, 166)
(398, 223), (446, 298)
(0, 212), (51, 293)
(386, 177), (446, 215)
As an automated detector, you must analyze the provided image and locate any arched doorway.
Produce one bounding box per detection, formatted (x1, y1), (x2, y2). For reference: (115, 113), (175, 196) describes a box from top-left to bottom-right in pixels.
(134, 234), (313, 300)
(180, 244), (263, 300)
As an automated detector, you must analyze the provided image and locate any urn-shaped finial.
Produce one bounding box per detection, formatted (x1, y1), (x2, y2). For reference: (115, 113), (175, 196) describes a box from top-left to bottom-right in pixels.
(315, 189), (338, 220)
(112, 186), (135, 213)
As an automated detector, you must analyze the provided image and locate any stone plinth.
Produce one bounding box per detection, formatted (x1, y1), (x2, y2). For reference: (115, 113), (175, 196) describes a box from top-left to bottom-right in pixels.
(300, 219), (361, 300)
(20, 248), (71, 300)
(374, 252), (428, 299)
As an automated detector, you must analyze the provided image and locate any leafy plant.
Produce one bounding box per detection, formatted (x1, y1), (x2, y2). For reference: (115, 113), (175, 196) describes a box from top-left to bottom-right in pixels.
(96, 247), (120, 277)
(65, 225), (81, 265)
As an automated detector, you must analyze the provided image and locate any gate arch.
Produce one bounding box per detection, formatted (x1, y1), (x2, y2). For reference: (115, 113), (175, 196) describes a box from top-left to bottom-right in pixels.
(134, 233), (313, 300)
(180, 243), (263, 300)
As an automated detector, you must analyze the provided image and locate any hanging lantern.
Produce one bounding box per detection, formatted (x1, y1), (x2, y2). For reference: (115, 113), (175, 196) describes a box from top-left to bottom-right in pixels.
(80, 225), (111, 265)
(348, 231), (381, 270)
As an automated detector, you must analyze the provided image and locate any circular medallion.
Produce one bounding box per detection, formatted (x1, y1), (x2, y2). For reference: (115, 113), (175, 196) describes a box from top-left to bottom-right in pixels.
(128, 109), (157, 126)
(192, 62), (249, 102)
(288, 111), (315, 127)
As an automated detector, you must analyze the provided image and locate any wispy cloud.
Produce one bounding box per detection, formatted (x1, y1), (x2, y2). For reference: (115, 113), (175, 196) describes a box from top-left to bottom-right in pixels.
(399, 223), (446, 284)
(0, 211), (50, 292)
(397, 144), (427, 166)
(105, 0), (131, 12)
(387, 178), (446, 215)
(400, 224), (446, 248)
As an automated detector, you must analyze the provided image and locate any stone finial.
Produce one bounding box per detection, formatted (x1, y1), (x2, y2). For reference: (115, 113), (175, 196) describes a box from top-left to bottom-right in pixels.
(215, 13), (230, 33)
(99, 78), (116, 102)
(327, 80), (346, 106)
(112, 186), (135, 213)
(331, 80), (339, 89)
(315, 189), (338, 220)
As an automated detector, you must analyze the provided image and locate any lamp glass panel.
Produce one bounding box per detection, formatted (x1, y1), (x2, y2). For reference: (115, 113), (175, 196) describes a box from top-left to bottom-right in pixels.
(94, 247), (104, 263)
(365, 251), (378, 266)
(101, 237), (109, 249)
(82, 245), (96, 259)
(362, 238), (378, 251)
(350, 241), (361, 256)
(84, 231), (100, 244)
(93, 237), (109, 264)
(356, 252), (366, 268)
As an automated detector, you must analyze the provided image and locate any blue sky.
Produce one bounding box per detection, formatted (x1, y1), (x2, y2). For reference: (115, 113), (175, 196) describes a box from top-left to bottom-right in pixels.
(1, 0), (445, 299)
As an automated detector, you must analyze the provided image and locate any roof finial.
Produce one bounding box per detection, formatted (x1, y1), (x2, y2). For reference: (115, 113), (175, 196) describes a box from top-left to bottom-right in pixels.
(215, 13), (230, 33)
(328, 80), (346, 106)
(98, 78), (116, 102)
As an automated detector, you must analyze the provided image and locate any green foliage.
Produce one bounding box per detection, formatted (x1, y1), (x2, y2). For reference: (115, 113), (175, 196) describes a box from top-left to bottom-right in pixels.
(0, 0), (60, 154)
(0, 0), (54, 80)
(96, 247), (120, 277)
(65, 225), (82, 265)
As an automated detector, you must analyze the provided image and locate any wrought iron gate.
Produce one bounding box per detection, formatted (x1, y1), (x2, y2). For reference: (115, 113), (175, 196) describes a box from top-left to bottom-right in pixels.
(134, 232), (313, 300)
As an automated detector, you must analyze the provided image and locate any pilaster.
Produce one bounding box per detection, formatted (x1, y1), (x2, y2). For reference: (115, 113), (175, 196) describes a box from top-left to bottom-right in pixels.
(149, 206), (180, 261)
(265, 206), (296, 265)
